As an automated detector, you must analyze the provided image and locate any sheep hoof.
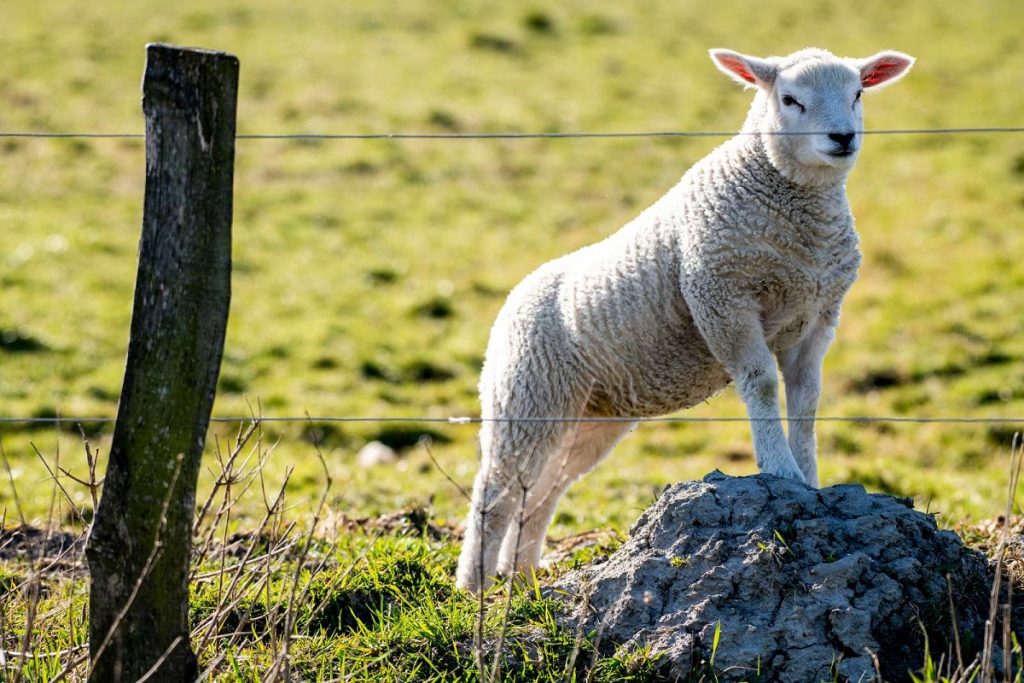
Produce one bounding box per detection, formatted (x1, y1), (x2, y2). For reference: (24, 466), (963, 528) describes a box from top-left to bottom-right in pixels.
(763, 462), (807, 484)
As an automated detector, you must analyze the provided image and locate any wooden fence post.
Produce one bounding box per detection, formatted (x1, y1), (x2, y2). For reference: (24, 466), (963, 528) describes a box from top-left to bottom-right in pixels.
(85, 44), (238, 682)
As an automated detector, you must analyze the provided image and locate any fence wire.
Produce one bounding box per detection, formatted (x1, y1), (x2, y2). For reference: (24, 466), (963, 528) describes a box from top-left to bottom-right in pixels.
(0, 127), (1023, 140)
(0, 415), (1021, 426)
(2, 122), (1021, 431)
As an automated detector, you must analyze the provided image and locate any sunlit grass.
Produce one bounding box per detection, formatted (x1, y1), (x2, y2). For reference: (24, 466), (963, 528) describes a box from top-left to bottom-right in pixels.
(1, 0), (1023, 531)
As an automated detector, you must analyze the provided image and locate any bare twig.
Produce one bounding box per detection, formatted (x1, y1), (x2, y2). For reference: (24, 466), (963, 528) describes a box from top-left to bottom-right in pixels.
(193, 420), (260, 535)
(980, 431), (1023, 683)
(264, 415), (334, 681)
(190, 539), (297, 582)
(32, 443), (86, 526)
(420, 436), (471, 501)
(77, 424), (103, 511)
(135, 636), (186, 683)
(194, 651), (229, 681)
(193, 471), (293, 653)
(191, 439), (273, 576)
(1, 434), (42, 683)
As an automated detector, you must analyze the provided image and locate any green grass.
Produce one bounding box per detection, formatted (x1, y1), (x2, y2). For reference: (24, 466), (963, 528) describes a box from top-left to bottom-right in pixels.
(2, 0), (1023, 531)
(1, 439), (667, 681)
(2, 513), (1016, 681)
(1, 1), (1024, 677)
(2, 424), (1022, 681)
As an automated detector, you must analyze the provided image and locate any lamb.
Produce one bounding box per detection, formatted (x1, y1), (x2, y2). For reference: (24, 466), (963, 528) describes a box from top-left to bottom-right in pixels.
(456, 47), (914, 593)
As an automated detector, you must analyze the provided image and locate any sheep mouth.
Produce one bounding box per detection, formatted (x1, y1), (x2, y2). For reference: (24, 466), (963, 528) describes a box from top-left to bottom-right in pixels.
(828, 150), (856, 158)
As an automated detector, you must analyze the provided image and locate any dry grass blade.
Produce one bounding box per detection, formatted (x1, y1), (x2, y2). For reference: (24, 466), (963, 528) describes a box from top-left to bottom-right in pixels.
(1, 438), (27, 528)
(487, 480), (530, 683)
(193, 471), (293, 653)
(3, 439), (35, 683)
(1002, 602), (1012, 679)
(562, 578), (592, 680)
(947, 574), (965, 676)
(980, 432), (1023, 683)
(263, 416), (334, 681)
(585, 595), (612, 683)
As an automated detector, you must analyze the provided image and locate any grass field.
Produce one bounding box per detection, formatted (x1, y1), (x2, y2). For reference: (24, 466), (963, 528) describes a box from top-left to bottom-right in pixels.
(3, 0), (1023, 527)
(2, 0), (1024, 679)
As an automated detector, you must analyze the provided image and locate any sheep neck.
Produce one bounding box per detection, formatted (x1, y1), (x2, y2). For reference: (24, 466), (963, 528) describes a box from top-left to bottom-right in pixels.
(726, 134), (850, 216)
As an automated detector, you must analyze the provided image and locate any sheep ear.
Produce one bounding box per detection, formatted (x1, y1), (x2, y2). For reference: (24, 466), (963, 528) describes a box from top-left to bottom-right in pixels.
(857, 51), (914, 90)
(710, 49), (777, 89)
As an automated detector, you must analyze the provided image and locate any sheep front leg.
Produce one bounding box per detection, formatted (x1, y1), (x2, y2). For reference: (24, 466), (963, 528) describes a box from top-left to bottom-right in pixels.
(734, 339), (805, 482)
(691, 305), (805, 482)
(779, 323), (835, 488)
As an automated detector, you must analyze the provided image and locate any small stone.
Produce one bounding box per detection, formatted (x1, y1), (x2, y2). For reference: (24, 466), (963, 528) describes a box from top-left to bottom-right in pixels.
(356, 440), (397, 467)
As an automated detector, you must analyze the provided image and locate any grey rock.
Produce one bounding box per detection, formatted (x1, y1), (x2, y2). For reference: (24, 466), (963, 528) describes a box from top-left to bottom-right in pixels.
(553, 472), (991, 682)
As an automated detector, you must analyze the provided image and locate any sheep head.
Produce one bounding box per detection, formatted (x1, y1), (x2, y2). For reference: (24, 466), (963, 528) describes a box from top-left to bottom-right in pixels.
(710, 47), (914, 186)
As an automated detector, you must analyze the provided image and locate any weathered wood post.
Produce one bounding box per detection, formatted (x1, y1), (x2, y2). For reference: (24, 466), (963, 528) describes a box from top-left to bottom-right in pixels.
(85, 44), (238, 681)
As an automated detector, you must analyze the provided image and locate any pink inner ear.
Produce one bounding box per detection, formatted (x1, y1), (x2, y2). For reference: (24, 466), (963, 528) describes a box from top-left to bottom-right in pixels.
(862, 58), (908, 87)
(719, 55), (757, 84)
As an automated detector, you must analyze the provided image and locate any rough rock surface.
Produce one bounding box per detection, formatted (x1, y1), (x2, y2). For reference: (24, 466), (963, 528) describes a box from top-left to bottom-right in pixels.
(553, 472), (991, 682)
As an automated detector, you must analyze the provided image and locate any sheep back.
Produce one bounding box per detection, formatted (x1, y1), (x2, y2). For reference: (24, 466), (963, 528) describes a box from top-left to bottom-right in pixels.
(480, 134), (861, 420)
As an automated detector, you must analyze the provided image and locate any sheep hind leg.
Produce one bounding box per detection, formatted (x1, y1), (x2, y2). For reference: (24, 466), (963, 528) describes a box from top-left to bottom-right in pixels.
(496, 420), (636, 584)
(455, 419), (567, 594)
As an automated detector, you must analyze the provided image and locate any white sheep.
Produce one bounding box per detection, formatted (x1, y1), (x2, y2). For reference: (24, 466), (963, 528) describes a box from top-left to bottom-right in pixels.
(456, 47), (914, 593)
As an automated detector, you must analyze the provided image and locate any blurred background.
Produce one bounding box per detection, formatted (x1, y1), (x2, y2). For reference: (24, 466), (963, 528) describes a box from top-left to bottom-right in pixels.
(2, 0), (1023, 531)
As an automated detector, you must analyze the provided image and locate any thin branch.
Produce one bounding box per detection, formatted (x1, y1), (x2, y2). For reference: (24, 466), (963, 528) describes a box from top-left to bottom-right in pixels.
(193, 471), (293, 653)
(32, 443), (87, 526)
(420, 436), (471, 501)
(264, 414), (334, 681)
(135, 636), (186, 683)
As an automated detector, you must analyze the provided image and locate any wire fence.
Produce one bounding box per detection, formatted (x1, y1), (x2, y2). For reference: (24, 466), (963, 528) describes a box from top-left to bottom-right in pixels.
(0, 415), (1021, 426)
(0, 126), (1023, 140)
(2, 121), (1021, 433)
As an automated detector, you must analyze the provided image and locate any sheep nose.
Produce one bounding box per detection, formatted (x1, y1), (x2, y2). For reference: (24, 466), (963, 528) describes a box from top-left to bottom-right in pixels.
(828, 132), (855, 148)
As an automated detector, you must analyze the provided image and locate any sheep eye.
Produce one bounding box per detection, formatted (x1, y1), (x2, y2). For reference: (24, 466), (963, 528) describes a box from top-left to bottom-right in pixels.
(781, 94), (805, 112)
(854, 89), (863, 103)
